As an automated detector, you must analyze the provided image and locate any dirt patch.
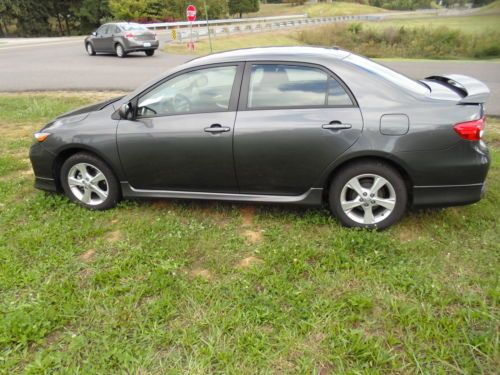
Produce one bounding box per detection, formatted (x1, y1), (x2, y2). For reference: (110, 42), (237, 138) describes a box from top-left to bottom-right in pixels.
(189, 268), (212, 280)
(396, 225), (422, 243)
(240, 205), (256, 226)
(105, 230), (122, 243)
(243, 229), (263, 244)
(151, 200), (174, 210)
(237, 256), (263, 268)
(78, 249), (96, 263)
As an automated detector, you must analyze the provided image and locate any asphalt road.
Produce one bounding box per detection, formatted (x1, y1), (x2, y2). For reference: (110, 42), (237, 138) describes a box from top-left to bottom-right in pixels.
(0, 37), (499, 115)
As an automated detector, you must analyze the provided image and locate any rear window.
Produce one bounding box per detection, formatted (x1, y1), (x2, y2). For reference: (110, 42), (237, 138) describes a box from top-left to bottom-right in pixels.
(119, 23), (148, 31)
(345, 54), (430, 95)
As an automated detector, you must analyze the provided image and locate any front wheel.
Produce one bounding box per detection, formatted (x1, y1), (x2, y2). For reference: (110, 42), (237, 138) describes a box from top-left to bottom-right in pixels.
(329, 161), (408, 229)
(86, 43), (95, 56)
(60, 153), (121, 210)
(145, 50), (155, 56)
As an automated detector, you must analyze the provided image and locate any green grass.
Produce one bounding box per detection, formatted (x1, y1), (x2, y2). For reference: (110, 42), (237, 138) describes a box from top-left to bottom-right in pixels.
(1, 93), (499, 373)
(245, 2), (386, 18)
(166, 9), (500, 58)
(476, 0), (500, 15)
(367, 14), (500, 34)
(165, 30), (302, 55)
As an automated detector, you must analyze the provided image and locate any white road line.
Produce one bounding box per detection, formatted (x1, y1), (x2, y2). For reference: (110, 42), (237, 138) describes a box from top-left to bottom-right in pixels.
(0, 39), (84, 51)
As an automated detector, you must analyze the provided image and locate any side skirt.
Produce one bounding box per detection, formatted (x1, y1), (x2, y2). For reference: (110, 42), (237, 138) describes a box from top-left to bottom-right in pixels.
(121, 183), (324, 206)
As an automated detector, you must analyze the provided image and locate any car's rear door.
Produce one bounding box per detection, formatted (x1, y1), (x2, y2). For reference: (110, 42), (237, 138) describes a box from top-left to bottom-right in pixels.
(233, 62), (363, 195)
(117, 63), (244, 192)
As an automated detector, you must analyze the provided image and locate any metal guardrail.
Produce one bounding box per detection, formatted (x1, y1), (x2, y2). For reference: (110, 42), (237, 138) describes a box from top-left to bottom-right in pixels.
(144, 14), (308, 30)
(144, 14), (383, 43)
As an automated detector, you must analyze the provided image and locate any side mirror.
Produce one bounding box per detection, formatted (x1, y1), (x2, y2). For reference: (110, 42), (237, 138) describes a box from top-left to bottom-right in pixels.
(118, 103), (133, 119)
(91, 31), (97, 36)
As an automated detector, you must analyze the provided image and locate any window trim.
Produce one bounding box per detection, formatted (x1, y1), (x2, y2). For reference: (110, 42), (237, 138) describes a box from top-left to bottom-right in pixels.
(132, 62), (245, 119)
(238, 61), (358, 111)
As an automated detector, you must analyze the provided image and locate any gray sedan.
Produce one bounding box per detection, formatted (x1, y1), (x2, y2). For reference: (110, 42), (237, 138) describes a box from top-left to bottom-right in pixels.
(29, 47), (490, 229)
(84, 22), (159, 57)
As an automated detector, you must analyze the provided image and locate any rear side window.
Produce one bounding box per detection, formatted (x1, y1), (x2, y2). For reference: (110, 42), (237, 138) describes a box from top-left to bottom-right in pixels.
(247, 64), (352, 109)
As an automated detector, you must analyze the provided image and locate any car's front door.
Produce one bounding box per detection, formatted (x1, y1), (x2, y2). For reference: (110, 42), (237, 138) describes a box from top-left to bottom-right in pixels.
(92, 25), (110, 52)
(117, 63), (243, 192)
(234, 62), (364, 195)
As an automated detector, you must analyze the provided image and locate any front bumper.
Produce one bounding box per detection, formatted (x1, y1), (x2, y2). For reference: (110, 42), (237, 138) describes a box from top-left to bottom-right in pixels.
(29, 142), (57, 192)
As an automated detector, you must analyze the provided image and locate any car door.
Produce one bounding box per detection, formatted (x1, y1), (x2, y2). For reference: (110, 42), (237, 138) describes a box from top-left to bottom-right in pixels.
(92, 24), (109, 51)
(100, 24), (115, 52)
(233, 62), (364, 195)
(117, 63), (243, 192)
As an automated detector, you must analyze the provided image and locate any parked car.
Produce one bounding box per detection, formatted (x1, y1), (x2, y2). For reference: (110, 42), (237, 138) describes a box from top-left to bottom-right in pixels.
(29, 47), (490, 229)
(84, 22), (159, 57)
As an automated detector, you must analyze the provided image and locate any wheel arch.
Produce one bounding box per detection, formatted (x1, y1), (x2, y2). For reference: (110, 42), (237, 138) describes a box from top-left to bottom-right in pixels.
(321, 153), (414, 205)
(52, 145), (121, 192)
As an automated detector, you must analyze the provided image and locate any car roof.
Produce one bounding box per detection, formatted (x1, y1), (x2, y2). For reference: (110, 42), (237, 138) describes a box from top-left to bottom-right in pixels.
(185, 46), (351, 66)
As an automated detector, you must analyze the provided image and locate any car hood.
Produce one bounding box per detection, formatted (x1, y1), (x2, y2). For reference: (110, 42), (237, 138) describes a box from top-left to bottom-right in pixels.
(57, 96), (124, 120)
(41, 96), (124, 131)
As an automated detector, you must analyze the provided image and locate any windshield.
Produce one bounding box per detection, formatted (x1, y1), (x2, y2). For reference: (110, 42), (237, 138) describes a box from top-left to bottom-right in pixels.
(344, 54), (430, 95)
(119, 23), (148, 31)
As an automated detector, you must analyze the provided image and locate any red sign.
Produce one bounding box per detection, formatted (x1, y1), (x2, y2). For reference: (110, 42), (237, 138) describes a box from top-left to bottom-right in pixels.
(186, 5), (197, 22)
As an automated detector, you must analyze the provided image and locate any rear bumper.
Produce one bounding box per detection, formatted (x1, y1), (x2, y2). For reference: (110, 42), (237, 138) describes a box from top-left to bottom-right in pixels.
(124, 39), (159, 51)
(412, 183), (485, 208)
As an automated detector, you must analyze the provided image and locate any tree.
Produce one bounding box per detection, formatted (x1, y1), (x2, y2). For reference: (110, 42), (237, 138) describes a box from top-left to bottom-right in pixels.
(78, 0), (110, 32)
(228, 0), (259, 18)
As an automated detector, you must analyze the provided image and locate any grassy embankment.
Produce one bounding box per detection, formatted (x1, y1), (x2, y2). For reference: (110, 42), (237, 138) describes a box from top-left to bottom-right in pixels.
(165, 1), (500, 59)
(0, 92), (499, 373)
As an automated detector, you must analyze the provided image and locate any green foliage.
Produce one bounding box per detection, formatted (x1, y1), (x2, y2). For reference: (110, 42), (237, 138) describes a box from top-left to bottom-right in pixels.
(299, 23), (500, 59)
(228, 0), (260, 17)
(368, 0), (434, 10)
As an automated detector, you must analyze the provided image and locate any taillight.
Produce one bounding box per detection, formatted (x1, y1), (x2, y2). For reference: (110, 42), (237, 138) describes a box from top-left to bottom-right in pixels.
(125, 33), (135, 39)
(453, 117), (485, 141)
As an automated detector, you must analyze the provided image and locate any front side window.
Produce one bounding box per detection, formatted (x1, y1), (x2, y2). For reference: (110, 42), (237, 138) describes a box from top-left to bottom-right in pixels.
(96, 25), (107, 35)
(137, 66), (237, 117)
(248, 64), (352, 109)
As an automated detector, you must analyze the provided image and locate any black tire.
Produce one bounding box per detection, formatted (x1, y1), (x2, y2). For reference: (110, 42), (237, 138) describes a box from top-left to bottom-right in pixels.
(328, 161), (408, 230)
(60, 152), (121, 210)
(145, 50), (155, 56)
(86, 43), (96, 56)
(115, 43), (126, 58)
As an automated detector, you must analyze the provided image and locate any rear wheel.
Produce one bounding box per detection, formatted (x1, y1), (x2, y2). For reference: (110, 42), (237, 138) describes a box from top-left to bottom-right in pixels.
(60, 153), (121, 210)
(115, 43), (126, 58)
(86, 43), (95, 56)
(329, 161), (408, 229)
(145, 50), (155, 56)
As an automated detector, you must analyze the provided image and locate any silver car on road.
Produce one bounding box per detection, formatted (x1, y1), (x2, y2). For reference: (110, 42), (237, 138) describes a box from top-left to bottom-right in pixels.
(84, 22), (159, 58)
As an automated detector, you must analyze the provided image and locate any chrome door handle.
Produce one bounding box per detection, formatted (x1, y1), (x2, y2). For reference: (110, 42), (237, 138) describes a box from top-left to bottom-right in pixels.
(322, 122), (352, 130)
(204, 124), (230, 133)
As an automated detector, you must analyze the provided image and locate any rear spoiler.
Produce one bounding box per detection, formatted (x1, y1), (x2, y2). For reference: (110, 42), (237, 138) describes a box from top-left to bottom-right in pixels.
(426, 74), (490, 104)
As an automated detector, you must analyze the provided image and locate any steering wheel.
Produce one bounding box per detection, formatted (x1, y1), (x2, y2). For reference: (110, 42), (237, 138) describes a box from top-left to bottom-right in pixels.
(172, 94), (192, 113)
(140, 106), (157, 115)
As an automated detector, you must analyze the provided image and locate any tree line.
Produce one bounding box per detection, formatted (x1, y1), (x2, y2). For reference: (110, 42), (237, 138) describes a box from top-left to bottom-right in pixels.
(0, 0), (495, 37)
(0, 0), (259, 36)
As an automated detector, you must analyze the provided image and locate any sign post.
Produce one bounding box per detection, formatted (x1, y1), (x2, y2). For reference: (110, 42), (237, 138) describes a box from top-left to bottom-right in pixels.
(186, 4), (196, 51)
(202, 0), (213, 53)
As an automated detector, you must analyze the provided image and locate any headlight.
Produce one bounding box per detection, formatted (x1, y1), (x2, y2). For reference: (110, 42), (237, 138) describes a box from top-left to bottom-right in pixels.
(34, 132), (51, 142)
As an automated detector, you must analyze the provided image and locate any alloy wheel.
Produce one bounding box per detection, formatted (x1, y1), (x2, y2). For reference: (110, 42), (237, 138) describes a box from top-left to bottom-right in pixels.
(340, 173), (396, 225)
(67, 163), (109, 205)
